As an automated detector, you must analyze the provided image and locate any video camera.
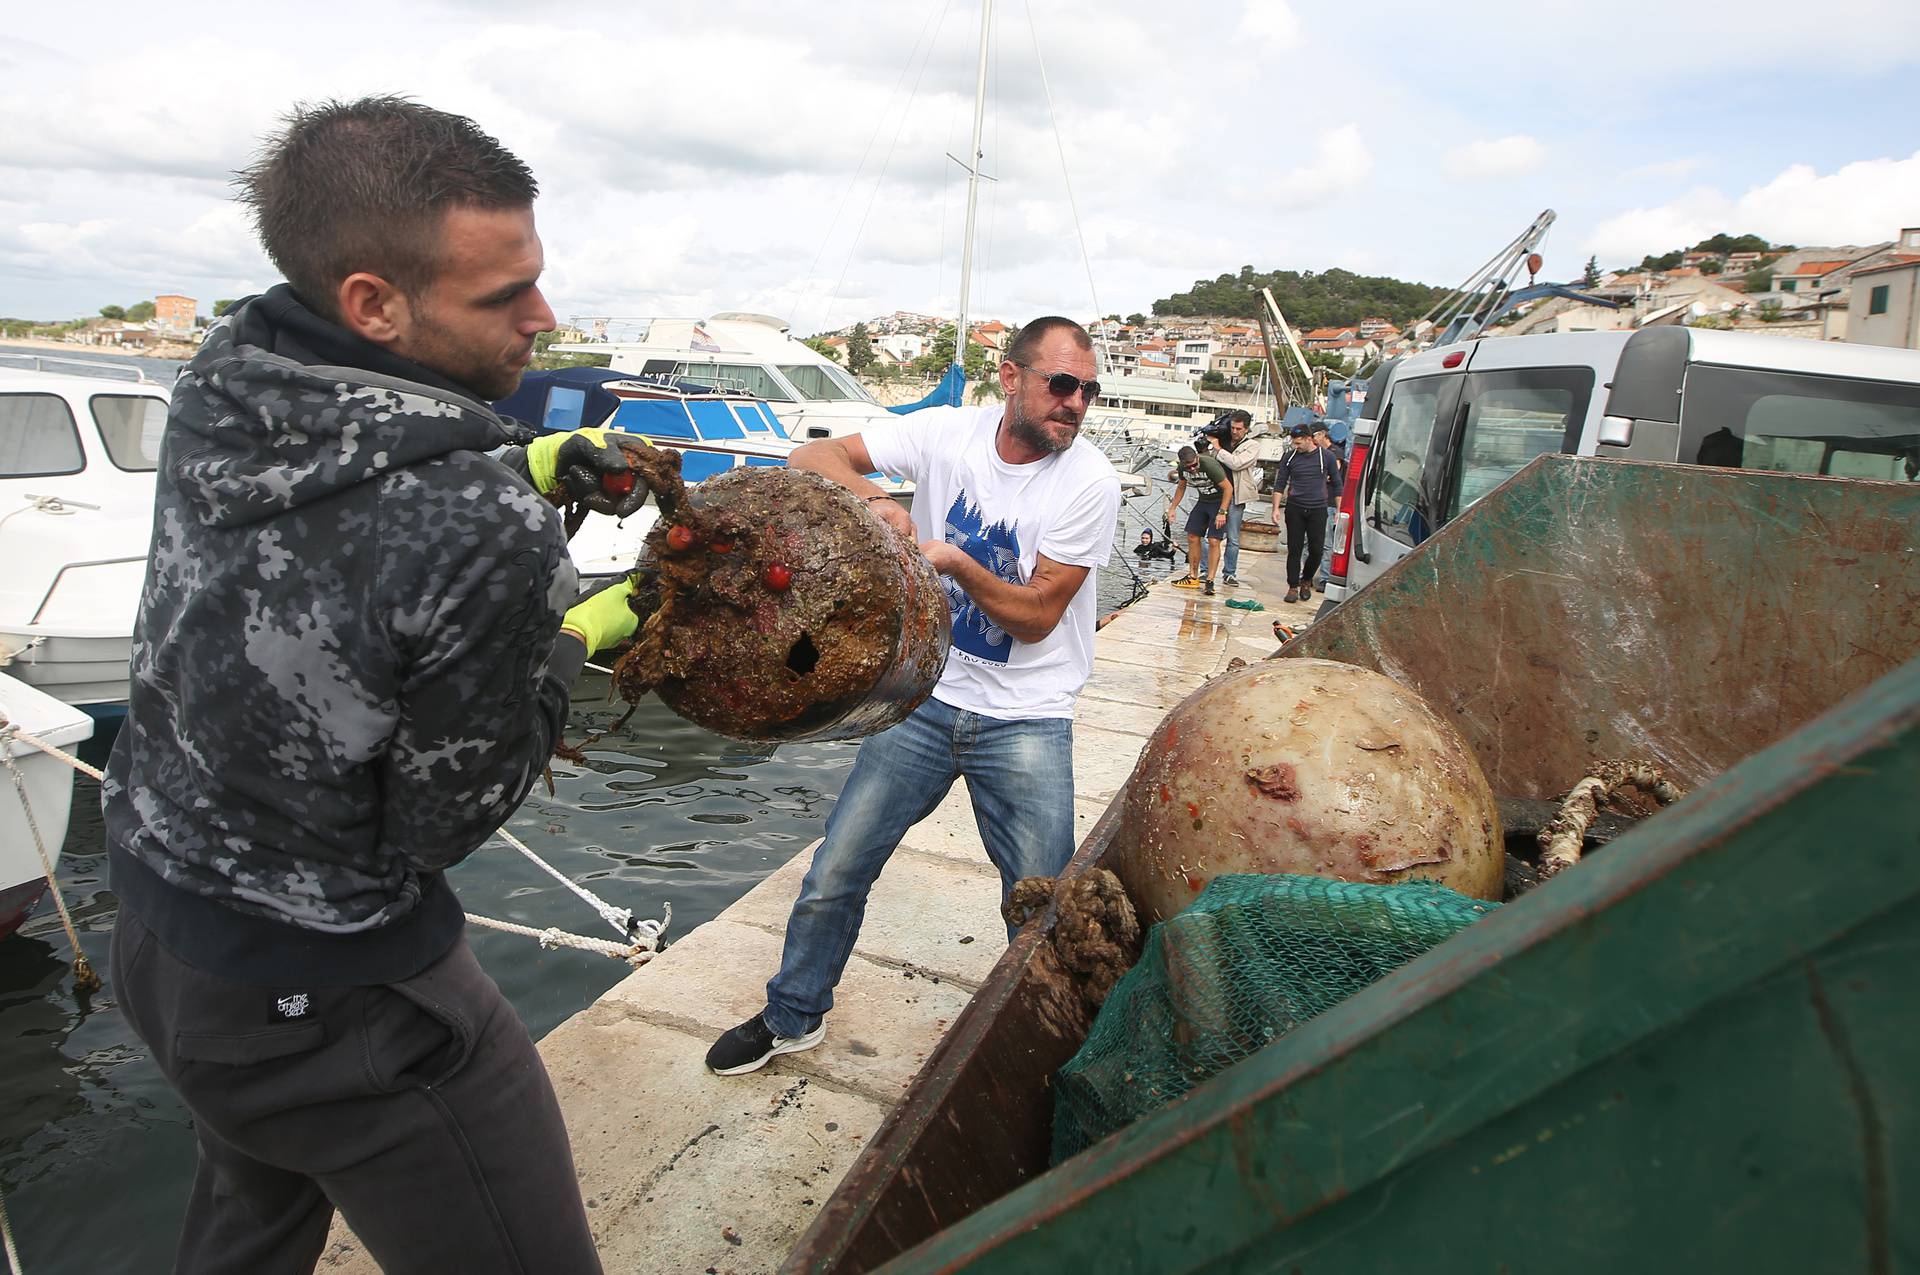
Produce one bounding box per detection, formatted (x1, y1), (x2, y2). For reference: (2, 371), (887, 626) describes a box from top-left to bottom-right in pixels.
(1193, 411), (1238, 453)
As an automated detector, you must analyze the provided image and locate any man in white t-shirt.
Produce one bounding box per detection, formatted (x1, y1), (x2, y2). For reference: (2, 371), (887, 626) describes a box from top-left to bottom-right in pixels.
(707, 316), (1122, 1076)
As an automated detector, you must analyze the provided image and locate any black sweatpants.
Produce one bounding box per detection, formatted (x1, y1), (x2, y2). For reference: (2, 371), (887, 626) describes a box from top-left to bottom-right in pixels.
(1284, 502), (1328, 588)
(111, 911), (601, 1275)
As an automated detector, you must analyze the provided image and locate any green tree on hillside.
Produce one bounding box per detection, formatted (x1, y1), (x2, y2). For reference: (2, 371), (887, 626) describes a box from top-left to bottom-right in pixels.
(1582, 256), (1602, 288)
(125, 300), (156, 322)
(1691, 232), (1773, 256)
(99, 305), (126, 320)
(1125, 313), (1146, 327)
(847, 321), (876, 374)
(912, 325), (990, 381)
(1636, 250), (1684, 272)
(1151, 266), (1445, 328)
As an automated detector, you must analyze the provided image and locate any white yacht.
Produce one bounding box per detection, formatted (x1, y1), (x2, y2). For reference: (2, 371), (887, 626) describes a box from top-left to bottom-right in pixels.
(548, 313), (900, 442)
(0, 363), (168, 725)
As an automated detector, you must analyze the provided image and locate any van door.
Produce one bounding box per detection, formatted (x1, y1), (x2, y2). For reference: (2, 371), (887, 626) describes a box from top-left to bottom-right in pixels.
(1360, 374), (1458, 562)
(1434, 367), (1595, 524)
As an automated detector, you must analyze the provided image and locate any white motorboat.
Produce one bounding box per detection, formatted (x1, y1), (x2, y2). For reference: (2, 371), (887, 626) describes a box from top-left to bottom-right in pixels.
(548, 313), (904, 442)
(497, 366), (913, 578)
(0, 364), (168, 723)
(0, 670), (93, 940)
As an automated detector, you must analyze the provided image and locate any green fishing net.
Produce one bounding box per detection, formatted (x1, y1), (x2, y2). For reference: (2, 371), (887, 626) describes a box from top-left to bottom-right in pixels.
(1052, 873), (1498, 1163)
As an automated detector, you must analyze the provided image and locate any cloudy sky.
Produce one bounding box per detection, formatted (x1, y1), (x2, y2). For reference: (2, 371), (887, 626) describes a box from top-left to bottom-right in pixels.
(4, 0), (1918, 333)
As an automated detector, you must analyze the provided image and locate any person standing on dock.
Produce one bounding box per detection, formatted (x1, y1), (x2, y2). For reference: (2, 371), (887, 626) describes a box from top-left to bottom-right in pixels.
(1166, 444), (1233, 596)
(706, 317), (1122, 1077)
(1210, 409), (1260, 587)
(1270, 424), (1338, 603)
(102, 97), (641, 1275)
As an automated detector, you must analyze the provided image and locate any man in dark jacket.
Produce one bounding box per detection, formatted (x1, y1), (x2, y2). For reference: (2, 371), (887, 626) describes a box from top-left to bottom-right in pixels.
(104, 97), (643, 1274)
(1269, 425), (1342, 603)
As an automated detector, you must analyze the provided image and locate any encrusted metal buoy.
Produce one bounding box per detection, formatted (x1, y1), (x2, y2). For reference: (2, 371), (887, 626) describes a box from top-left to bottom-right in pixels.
(613, 467), (950, 741)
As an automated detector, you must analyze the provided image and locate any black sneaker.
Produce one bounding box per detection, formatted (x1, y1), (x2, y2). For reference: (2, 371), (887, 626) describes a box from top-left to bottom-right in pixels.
(1222, 574), (1239, 586)
(706, 1012), (826, 1076)
(1203, 579), (1216, 596)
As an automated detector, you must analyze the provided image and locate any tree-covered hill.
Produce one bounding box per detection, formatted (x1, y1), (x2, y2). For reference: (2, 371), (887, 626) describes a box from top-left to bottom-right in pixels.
(1151, 265), (1448, 327)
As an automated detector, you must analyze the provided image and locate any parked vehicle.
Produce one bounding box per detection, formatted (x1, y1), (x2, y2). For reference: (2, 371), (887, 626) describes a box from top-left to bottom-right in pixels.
(1321, 327), (1920, 612)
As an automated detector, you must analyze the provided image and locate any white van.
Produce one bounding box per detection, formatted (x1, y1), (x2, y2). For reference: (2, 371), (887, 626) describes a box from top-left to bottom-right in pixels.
(1321, 327), (1920, 610)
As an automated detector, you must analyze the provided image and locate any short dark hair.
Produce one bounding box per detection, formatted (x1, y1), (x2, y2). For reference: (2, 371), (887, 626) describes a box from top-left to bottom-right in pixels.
(1228, 409), (1252, 426)
(1177, 445), (1199, 463)
(1005, 316), (1093, 367)
(235, 95), (538, 321)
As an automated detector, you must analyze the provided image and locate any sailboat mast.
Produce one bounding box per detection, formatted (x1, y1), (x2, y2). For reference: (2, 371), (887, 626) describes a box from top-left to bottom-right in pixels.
(953, 0), (992, 380)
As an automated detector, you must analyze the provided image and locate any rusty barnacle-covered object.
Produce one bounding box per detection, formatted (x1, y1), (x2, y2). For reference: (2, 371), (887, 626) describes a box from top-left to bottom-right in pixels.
(612, 467), (950, 742)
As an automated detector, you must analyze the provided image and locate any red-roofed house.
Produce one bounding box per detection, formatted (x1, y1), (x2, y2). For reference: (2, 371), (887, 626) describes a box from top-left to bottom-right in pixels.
(1775, 259), (1855, 295)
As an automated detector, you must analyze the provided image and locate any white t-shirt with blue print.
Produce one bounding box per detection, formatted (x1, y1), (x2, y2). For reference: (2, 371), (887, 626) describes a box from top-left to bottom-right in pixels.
(863, 405), (1122, 721)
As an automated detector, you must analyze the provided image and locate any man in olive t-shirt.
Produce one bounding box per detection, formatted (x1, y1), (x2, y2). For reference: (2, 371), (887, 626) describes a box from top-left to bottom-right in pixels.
(1165, 443), (1233, 595)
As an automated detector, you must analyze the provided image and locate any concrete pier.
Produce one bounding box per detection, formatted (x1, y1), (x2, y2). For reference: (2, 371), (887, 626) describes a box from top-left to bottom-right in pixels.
(323, 549), (1308, 1274)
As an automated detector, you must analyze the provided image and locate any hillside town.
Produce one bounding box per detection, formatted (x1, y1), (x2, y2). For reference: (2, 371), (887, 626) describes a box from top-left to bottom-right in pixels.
(781, 223), (1920, 399)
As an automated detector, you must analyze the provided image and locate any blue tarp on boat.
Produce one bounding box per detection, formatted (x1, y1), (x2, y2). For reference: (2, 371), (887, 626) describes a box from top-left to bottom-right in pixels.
(887, 362), (966, 414)
(491, 367), (635, 432)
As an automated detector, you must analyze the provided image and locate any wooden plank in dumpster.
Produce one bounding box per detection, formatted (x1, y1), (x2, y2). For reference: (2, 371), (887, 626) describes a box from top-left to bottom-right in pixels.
(880, 653), (1920, 1272)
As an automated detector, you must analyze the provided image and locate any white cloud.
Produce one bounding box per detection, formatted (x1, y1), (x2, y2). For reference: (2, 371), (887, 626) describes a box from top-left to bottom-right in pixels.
(1444, 135), (1545, 180)
(1252, 125), (1373, 209)
(1235, 2), (1303, 50)
(1586, 150), (1920, 262)
(1621, 157), (1704, 183)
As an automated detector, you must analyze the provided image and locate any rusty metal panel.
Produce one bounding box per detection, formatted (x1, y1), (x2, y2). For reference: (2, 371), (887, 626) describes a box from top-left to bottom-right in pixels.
(873, 653), (1920, 1272)
(1287, 456), (1920, 798)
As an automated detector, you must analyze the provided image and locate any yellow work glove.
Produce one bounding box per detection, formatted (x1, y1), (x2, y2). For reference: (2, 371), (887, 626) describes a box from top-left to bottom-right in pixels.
(560, 577), (641, 655)
(527, 427), (648, 517)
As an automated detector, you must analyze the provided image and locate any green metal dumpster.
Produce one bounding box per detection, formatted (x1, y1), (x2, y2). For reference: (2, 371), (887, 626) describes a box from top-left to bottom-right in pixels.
(783, 457), (1920, 1274)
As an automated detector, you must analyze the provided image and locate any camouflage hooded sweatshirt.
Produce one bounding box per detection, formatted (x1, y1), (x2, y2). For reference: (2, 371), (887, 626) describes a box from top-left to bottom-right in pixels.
(104, 285), (584, 986)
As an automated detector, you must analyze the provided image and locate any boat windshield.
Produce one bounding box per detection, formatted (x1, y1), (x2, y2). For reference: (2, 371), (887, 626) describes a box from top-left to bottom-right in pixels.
(777, 364), (868, 403)
(673, 362), (794, 402)
(91, 394), (165, 471)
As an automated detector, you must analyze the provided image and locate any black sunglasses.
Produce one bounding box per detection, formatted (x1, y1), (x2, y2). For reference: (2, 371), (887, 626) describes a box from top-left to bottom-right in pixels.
(1012, 362), (1100, 400)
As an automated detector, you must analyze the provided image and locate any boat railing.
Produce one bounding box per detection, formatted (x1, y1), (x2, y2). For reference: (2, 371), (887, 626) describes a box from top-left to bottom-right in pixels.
(28, 556), (146, 626)
(0, 352), (159, 384)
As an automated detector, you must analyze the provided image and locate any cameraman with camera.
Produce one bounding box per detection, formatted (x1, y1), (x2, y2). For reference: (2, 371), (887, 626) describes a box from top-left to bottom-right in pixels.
(1199, 410), (1259, 587)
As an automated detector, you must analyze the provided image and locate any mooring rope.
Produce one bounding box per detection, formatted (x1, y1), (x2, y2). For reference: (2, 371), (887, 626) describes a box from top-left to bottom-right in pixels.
(1, 1177), (22, 1275)
(463, 911), (660, 965)
(491, 825), (670, 947)
(0, 715), (669, 972)
(0, 718), (99, 994)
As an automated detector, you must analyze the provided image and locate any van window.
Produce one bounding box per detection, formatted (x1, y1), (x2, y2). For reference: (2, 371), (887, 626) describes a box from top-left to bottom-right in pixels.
(0, 393), (85, 477)
(91, 393), (166, 470)
(1680, 366), (1920, 482)
(1445, 369), (1593, 517)
(1368, 376), (1447, 545)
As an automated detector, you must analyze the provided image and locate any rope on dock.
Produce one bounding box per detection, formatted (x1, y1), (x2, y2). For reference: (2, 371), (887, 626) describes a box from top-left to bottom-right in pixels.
(492, 825), (668, 946)
(463, 912), (660, 965)
(0, 717), (100, 995)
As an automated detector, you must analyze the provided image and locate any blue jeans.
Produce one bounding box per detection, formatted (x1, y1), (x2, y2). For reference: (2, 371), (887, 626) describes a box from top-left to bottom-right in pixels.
(763, 696), (1076, 1038)
(1222, 502), (1248, 576)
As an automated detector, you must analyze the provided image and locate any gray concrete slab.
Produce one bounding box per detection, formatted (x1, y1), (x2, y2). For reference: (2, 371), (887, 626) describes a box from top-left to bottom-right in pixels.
(717, 847), (1006, 988)
(320, 1011), (890, 1275)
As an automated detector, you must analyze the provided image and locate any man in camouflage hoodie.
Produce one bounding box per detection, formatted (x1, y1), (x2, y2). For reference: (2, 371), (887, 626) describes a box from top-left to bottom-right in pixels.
(104, 97), (640, 1273)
